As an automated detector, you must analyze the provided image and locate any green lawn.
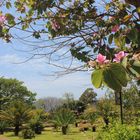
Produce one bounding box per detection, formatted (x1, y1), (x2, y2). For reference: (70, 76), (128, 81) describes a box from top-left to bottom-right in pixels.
(3, 127), (97, 140)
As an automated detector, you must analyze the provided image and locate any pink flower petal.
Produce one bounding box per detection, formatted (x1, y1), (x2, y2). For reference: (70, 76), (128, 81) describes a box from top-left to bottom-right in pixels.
(0, 15), (6, 25)
(114, 51), (126, 61)
(96, 53), (108, 64)
(104, 60), (110, 63)
(51, 20), (60, 31)
(112, 25), (120, 32)
(114, 51), (127, 63)
(113, 58), (120, 63)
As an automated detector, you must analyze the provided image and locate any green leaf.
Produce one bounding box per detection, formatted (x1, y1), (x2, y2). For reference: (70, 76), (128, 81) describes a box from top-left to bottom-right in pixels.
(22, 24), (29, 30)
(108, 34), (113, 44)
(114, 37), (121, 47)
(93, 47), (98, 53)
(132, 65), (140, 75)
(121, 57), (127, 68)
(110, 63), (128, 87)
(133, 60), (140, 67)
(129, 67), (140, 77)
(105, 4), (110, 11)
(91, 69), (103, 88)
(114, 36), (125, 48)
(127, 29), (138, 43)
(137, 7), (140, 13)
(103, 68), (122, 91)
(102, 63), (128, 91)
(129, 60), (140, 76)
(5, 13), (15, 21)
(5, 13), (15, 26)
(6, 2), (12, 9)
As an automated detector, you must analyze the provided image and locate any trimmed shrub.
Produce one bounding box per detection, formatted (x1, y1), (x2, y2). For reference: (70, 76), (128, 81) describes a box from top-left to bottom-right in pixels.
(22, 128), (35, 139)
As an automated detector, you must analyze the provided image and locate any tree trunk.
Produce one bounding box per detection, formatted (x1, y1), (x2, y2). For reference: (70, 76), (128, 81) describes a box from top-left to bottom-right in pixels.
(115, 91), (124, 124)
(14, 125), (19, 136)
(62, 126), (68, 135)
(119, 91), (123, 124)
(115, 91), (120, 105)
(35, 125), (42, 134)
(104, 118), (109, 126)
(92, 126), (96, 132)
(75, 122), (78, 127)
(0, 129), (4, 134)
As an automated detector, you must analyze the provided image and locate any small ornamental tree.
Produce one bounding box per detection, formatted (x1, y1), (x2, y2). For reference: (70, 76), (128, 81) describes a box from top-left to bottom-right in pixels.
(53, 109), (75, 135)
(29, 109), (47, 134)
(97, 98), (119, 126)
(84, 105), (98, 132)
(0, 101), (32, 136)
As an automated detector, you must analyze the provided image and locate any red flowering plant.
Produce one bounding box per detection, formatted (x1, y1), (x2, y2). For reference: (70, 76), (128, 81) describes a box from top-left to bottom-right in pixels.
(0, 0), (140, 92)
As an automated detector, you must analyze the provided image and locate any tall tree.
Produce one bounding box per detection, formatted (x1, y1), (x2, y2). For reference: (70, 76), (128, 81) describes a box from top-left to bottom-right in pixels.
(62, 93), (75, 109)
(0, 77), (36, 110)
(79, 88), (97, 106)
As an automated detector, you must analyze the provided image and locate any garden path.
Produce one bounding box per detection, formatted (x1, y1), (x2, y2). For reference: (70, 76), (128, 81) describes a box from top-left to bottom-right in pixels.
(0, 135), (9, 140)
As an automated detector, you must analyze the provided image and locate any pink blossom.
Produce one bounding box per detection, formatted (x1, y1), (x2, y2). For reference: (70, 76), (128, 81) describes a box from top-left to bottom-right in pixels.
(112, 25), (120, 32)
(0, 15), (6, 25)
(93, 32), (98, 37)
(96, 53), (109, 64)
(51, 20), (60, 31)
(113, 51), (126, 62)
(109, 16), (115, 22)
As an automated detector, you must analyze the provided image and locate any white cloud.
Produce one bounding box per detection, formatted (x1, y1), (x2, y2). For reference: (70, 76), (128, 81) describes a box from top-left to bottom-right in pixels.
(22, 72), (105, 99)
(0, 54), (105, 99)
(0, 54), (47, 71)
(0, 54), (22, 64)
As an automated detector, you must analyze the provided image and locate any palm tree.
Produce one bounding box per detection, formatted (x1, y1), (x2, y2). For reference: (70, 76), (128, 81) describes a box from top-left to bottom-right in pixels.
(84, 105), (98, 132)
(30, 109), (47, 134)
(53, 109), (75, 135)
(0, 101), (32, 136)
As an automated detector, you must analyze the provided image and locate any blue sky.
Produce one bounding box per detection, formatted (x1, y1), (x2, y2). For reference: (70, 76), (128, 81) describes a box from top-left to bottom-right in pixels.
(0, 1), (106, 99)
(0, 39), (105, 99)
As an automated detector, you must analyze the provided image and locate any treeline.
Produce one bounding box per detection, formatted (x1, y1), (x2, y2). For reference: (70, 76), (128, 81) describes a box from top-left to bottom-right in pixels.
(0, 77), (140, 139)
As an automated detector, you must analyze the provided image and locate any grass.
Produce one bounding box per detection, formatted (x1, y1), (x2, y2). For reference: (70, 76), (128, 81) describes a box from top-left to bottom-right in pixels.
(3, 127), (97, 140)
